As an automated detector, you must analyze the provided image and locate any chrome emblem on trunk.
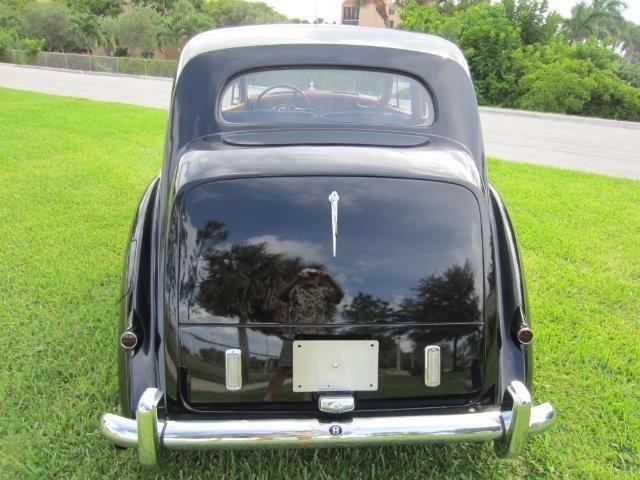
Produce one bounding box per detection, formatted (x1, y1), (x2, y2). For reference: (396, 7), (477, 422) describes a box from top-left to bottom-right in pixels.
(328, 191), (339, 258)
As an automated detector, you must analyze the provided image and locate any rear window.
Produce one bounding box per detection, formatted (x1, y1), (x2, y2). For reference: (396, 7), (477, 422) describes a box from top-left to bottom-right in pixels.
(219, 68), (434, 126)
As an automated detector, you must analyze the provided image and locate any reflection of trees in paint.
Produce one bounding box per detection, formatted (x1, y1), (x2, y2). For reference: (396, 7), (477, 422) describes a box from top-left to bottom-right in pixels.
(182, 217), (483, 381)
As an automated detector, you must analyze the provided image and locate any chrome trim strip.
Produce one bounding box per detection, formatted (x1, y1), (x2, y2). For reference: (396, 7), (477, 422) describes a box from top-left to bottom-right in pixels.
(424, 345), (441, 387)
(100, 384), (555, 462)
(136, 388), (163, 466)
(328, 191), (339, 258)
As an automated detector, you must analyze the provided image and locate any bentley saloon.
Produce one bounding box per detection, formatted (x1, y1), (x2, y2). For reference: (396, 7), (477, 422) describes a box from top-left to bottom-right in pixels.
(100, 25), (555, 465)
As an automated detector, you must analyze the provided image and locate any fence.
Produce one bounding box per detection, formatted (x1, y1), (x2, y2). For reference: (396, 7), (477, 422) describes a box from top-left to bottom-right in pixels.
(3, 50), (177, 78)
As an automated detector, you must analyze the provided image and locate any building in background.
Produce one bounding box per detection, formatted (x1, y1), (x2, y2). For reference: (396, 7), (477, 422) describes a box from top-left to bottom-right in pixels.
(341, 1), (401, 28)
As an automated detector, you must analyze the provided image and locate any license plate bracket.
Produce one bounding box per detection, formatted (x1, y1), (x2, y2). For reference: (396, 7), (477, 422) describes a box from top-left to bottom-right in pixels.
(292, 340), (379, 392)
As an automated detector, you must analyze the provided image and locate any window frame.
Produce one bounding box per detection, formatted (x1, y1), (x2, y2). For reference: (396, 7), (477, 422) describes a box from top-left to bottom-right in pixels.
(217, 66), (437, 128)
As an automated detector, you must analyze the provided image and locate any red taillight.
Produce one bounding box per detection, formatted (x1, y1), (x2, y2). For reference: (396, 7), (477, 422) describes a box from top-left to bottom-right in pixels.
(517, 327), (534, 345)
(120, 330), (138, 349)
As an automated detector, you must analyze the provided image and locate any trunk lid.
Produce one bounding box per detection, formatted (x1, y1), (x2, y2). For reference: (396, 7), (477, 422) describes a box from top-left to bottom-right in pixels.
(175, 176), (486, 408)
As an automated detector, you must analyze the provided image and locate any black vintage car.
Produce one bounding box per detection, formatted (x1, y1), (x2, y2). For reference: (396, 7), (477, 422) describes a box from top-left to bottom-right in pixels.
(100, 25), (555, 465)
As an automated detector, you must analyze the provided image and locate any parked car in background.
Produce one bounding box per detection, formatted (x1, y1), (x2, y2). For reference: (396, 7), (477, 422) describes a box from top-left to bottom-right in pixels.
(100, 25), (555, 465)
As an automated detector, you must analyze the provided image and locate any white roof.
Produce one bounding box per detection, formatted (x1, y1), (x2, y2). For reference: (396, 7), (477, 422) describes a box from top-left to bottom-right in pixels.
(177, 24), (469, 78)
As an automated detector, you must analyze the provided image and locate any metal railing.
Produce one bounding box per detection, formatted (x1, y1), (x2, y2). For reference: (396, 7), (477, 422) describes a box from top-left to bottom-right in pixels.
(3, 50), (177, 78)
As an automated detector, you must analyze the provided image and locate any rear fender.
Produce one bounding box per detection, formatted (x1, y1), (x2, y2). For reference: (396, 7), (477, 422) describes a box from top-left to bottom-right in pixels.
(118, 175), (160, 418)
(488, 185), (533, 399)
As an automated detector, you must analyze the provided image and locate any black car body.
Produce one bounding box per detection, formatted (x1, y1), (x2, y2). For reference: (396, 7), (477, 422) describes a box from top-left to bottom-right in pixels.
(101, 25), (555, 465)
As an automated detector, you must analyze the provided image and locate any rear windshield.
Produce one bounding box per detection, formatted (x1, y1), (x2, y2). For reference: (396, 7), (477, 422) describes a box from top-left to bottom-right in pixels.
(219, 68), (434, 126)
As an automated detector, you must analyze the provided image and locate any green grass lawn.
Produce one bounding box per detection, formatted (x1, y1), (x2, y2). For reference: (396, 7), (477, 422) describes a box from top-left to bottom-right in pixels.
(0, 88), (638, 479)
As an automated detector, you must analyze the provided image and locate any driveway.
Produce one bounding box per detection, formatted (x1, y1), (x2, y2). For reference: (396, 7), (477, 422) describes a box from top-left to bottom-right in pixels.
(1, 63), (639, 179)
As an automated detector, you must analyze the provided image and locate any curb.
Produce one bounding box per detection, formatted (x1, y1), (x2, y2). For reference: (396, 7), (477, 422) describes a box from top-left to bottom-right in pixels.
(4, 63), (173, 82)
(480, 106), (640, 130)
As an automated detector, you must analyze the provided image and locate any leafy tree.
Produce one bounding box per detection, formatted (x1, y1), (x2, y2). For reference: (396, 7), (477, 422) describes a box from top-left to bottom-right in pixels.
(0, 0), (33, 8)
(502, 0), (561, 45)
(430, 0), (487, 16)
(0, 28), (17, 59)
(0, 2), (24, 32)
(160, 0), (213, 48)
(131, 0), (178, 14)
(405, 2), (522, 105)
(103, 5), (161, 56)
(203, 0), (288, 28)
(63, 0), (124, 17)
(342, 293), (393, 324)
(23, 2), (72, 51)
(399, 2), (446, 33)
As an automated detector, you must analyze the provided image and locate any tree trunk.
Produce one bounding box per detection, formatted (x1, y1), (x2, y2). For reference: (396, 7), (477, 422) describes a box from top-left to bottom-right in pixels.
(238, 320), (250, 382)
(374, 0), (390, 28)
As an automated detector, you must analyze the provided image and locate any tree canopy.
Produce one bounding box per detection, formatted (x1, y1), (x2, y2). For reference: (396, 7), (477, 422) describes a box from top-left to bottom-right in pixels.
(0, 0), (290, 57)
(401, 0), (640, 120)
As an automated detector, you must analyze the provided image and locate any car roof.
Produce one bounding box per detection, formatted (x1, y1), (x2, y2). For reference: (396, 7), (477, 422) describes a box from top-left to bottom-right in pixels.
(177, 24), (470, 80)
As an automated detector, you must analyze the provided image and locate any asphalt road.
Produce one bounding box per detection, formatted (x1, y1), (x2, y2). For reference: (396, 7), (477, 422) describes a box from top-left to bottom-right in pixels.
(1, 64), (639, 179)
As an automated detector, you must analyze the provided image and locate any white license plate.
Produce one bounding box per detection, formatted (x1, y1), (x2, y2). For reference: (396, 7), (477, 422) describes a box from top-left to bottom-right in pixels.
(292, 340), (378, 392)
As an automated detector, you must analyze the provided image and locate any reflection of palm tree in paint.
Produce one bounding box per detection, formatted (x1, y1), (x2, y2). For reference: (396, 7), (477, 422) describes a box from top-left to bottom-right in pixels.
(199, 242), (305, 381)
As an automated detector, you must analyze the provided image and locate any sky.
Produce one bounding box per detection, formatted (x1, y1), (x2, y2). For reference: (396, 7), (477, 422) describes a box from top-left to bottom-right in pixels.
(250, 0), (640, 25)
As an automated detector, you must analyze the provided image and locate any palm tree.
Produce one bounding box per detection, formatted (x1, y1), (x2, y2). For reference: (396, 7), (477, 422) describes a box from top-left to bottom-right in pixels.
(562, 2), (608, 43)
(199, 243), (288, 380)
(593, 0), (627, 40)
(562, 0), (627, 44)
(199, 242), (317, 380)
(619, 21), (640, 61)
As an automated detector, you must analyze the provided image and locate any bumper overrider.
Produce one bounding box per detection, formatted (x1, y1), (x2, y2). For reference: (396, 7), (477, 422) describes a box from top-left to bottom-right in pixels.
(100, 381), (555, 466)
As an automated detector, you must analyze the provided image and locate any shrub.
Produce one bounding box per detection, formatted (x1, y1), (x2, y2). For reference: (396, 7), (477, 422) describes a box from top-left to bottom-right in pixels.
(516, 59), (595, 114)
(614, 60), (640, 88)
(583, 69), (640, 121)
(204, 0), (288, 27)
(0, 28), (15, 60)
(22, 37), (45, 56)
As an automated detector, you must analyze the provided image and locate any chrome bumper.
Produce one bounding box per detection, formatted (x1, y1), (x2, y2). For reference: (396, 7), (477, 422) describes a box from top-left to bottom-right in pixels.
(100, 381), (555, 466)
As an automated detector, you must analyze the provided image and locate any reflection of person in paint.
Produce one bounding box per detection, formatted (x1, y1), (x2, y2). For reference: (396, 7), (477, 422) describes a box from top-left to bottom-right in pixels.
(263, 268), (344, 401)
